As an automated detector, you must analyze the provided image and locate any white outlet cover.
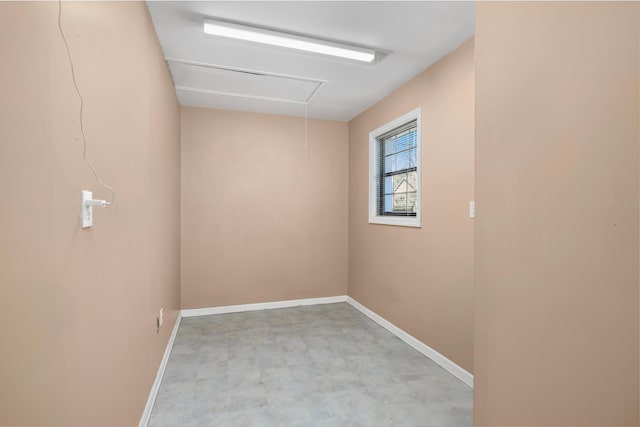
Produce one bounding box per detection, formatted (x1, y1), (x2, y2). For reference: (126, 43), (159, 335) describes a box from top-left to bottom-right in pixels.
(469, 200), (475, 219)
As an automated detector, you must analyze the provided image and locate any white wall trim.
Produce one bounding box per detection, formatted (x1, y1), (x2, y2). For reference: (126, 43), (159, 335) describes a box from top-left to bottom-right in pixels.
(180, 295), (348, 318)
(138, 313), (182, 427)
(346, 296), (473, 388)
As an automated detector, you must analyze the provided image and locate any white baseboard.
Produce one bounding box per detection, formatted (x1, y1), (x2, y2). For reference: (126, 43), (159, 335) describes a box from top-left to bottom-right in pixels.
(138, 313), (182, 427)
(180, 295), (348, 318)
(346, 296), (473, 388)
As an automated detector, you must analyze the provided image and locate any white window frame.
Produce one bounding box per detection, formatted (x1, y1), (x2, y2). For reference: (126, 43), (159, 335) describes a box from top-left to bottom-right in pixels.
(368, 108), (422, 228)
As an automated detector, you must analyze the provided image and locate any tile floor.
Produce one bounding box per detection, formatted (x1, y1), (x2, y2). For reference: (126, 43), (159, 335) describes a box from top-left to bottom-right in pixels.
(148, 303), (472, 427)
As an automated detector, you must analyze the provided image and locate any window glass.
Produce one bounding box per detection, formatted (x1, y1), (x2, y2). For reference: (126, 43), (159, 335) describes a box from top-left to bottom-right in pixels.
(377, 122), (418, 217)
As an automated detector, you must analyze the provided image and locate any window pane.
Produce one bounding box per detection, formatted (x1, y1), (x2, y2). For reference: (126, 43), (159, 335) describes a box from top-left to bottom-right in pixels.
(384, 176), (393, 194)
(407, 192), (417, 213)
(383, 148), (417, 174)
(393, 193), (407, 212)
(408, 147), (417, 168)
(383, 153), (395, 174)
(392, 173), (408, 194)
(383, 138), (395, 155)
(384, 195), (393, 213)
(384, 129), (416, 155)
(407, 171), (418, 192)
(395, 150), (410, 171)
(400, 130), (417, 152)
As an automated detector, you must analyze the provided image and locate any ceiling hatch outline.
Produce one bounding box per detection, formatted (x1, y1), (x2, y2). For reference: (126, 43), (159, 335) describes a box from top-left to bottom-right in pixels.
(166, 58), (327, 105)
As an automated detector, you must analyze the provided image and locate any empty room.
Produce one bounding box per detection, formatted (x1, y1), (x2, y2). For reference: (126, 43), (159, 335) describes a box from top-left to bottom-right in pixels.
(0, 1), (638, 426)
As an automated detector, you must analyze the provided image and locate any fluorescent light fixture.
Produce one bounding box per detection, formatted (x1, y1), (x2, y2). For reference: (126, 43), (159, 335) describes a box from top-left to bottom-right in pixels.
(204, 19), (376, 63)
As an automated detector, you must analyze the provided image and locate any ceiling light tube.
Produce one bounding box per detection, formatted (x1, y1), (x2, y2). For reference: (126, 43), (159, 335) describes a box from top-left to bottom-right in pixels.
(204, 19), (376, 63)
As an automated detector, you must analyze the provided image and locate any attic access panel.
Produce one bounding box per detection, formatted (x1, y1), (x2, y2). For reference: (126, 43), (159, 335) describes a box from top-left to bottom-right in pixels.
(167, 59), (325, 104)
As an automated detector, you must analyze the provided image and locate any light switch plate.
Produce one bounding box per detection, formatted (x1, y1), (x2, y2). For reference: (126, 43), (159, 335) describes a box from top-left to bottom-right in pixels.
(81, 191), (93, 228)
(469, 200), (475, 219)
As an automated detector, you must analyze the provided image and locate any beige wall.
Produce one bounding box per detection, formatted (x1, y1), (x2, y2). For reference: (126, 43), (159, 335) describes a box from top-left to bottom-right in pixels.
(348, 40), (475, 372)
(474, 2), (639, 425)
(180, 107), (348, 309)
(0, 2), (180, 425)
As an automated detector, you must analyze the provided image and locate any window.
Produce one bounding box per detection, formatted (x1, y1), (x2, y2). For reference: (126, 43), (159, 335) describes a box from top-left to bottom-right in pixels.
(369, 108), (421, 227)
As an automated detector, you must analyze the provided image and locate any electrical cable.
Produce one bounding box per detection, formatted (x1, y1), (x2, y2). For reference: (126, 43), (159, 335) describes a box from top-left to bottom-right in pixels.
(58, 0), (115, 204)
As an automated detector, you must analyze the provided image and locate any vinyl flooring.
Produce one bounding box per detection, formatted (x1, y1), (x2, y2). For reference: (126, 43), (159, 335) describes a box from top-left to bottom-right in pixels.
(148, 303), (472, 427)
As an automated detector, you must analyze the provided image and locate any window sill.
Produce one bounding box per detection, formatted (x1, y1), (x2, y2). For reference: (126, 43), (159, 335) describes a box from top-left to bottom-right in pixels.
(369, 216), (421, 228)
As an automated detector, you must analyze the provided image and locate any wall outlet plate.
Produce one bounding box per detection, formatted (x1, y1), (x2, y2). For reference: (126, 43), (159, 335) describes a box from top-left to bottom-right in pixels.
(81, 191), (93, 228)
(469, 200), (475, 219)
